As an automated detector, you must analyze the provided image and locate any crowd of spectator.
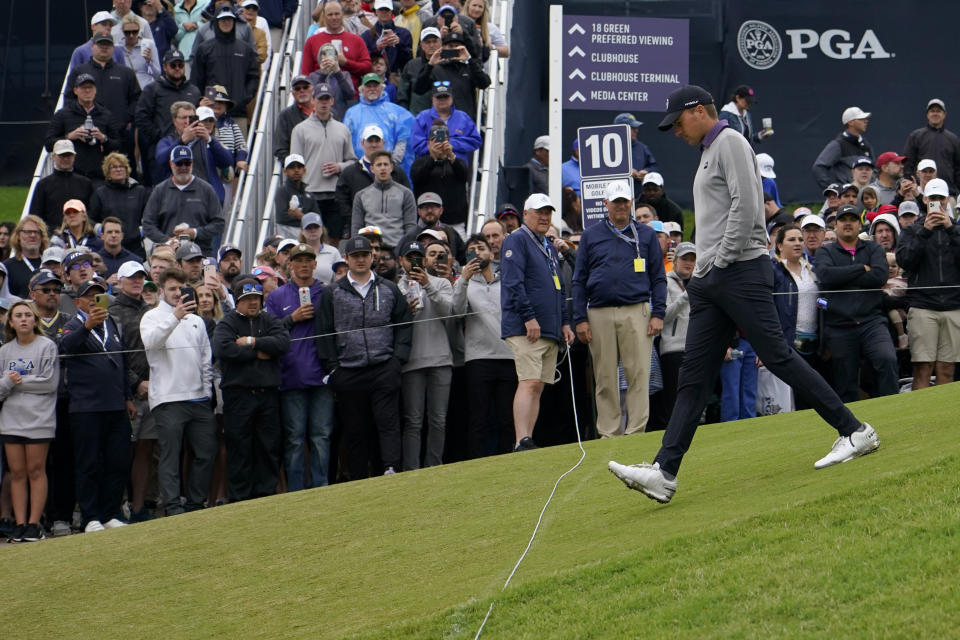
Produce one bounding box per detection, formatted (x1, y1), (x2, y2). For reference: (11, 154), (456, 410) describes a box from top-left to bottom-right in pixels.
(4, 3), (959, 543)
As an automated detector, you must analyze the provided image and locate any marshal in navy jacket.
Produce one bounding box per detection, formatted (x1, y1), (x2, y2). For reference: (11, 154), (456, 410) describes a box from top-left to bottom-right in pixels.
(500, 225), (571, 342)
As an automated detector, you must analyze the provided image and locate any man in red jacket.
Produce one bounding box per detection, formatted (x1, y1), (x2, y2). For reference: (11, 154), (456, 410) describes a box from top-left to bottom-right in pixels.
(300, 1), (372, 90)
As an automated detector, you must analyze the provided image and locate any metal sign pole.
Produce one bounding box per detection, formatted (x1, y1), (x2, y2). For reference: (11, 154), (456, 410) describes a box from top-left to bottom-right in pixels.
(548, 4), (563, 230)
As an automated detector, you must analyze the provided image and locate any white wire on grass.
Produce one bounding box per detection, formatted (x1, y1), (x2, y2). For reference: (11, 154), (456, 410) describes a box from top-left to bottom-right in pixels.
(474, 346), (586, 640)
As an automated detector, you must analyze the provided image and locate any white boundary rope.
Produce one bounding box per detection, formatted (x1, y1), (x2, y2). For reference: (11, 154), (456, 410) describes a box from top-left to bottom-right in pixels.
(473, 346), (586, 639)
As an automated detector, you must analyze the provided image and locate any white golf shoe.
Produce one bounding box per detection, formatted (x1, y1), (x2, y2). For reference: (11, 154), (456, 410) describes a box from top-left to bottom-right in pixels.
(608, 461), (677, 504)
(814, 423), (880, 469)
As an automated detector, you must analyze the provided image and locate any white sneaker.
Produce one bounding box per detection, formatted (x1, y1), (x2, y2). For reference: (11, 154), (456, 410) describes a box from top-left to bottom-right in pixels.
(84, 520), (105, 533)
(608, 461), (677, 504)
(51, 520), (72, 537)
(815, 423), (880, 469)
(383, 466), (397, 476)
(103, 518), (128, 529)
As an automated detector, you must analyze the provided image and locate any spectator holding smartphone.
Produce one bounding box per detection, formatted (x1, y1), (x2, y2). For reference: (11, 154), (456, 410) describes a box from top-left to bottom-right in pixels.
(0, 301), (60, 542)
(61, 277), (136, 532)
(361, 0), (413, 74)
(409, 84), (481, 164)
(140, 268), (217, 516)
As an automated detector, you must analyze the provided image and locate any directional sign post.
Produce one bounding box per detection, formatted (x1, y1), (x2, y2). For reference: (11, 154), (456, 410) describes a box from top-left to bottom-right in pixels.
(577, 124), (633, 229)
(562, 15), (689, 111)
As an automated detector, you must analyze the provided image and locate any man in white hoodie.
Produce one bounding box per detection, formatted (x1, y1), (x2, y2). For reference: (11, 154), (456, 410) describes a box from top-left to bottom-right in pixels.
(140, 267), (217, 516)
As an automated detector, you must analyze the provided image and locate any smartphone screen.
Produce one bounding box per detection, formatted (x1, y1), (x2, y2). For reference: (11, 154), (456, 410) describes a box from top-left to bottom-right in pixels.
(464, 250), (477, 263)
(180, 286), (195, 305)
(188, 115), (199, 125)
(441, 49), (459, 59)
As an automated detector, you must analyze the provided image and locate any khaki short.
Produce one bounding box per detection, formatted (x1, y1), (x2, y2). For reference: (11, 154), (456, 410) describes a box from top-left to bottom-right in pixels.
(131, 397), (158, 441)
(506, 336), (559, 383)
(907, 307), (960, 362)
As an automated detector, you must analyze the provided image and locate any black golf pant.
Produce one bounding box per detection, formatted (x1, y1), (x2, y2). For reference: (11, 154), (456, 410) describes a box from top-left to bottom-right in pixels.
(654, 257), (861, 476)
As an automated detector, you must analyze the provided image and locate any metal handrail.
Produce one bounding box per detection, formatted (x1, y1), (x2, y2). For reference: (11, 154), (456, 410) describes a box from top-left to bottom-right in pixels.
(20, 70), (71, 220)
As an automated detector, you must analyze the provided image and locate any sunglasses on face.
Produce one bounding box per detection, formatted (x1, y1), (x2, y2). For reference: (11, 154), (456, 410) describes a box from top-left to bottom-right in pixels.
(123, 30), (139, 36)
(168, 61), (185, 68)
(174, 160), (193, 167)
(293, 84), (311, 91)
(35, 287), (62, 294)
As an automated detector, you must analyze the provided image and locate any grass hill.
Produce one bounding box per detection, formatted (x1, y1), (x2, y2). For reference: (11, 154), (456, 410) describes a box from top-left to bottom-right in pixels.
(3, 384), (959, 639)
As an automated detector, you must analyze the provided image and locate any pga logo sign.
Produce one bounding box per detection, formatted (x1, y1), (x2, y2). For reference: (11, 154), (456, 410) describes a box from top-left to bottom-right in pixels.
(738, 20), (893, 70)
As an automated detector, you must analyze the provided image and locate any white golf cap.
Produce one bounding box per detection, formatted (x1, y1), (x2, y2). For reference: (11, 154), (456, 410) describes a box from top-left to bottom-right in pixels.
(642, 172), (664, 187)
(523, 193), (555, 211)
(533, 135), (550, 150)
(917, 158), (937, 172)
(41, 247), (64, 264)
(898, 201), (920, 217)
(792, 206), (813, 221)
(118, 261), (148, 279)
(662, 221), (682, 235)
(91, 10), (116, 25)
(277, 238), (298, 252)
(420, 26), (441, 42)
(925, 178), (949, 198)
(240, 0), (259, 7)
(604, 181), (633, 201)
(196, 106), (216, 121)
(373, 0), (393, 10)
(841, 106), (871, 125)
(284, 153), (305, 168)
(52, 139), (76, 155)
(799, 214), (825, 230)
(361, 124), (384, 140)
(927, 98), (946, 111)
(756, 153), (776, 179)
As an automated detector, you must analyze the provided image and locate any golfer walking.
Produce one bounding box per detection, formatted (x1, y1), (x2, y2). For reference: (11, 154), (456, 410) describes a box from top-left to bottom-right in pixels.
(609, 86), (879, 503)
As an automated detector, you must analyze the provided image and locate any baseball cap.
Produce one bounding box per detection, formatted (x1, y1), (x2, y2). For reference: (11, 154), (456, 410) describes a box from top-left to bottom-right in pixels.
(841, 106), (871, 125)
(420, 26), (441, 42)
(361, 72), (383, 85)
(417, 229), (447, 244)
(74, 73), (96, 87)
(252, 265), (283, 283)
(41, 247), (64, 264)
(658, 85), (714, 131)
(674, 241), (696, 259)
(163, 49), (185, 65)
(118, 261), (148, 279)
(604, 181), (632, 201)
(755, 153), (776, 179)
(289, 242), (316, 260)
(763, 192), (776, 203)
(840, 183), (858, 194)
(792, 206), (813, 221)
(442, 31), (464, 45)
(300, 212), (322, 228)
(358, 225), (383, 237)
(176, 242), (203, 261)
(417, 192), (443, 206)
(765, 211), (794, 233)
(400, 241), (425, 257)
(523, 193), (555, 211)
(63, 249), (92, 269)
(290, 74), (311, 87)
(799, 214), (826, 230)
(143, 280), (158, 291)
(361, 124), (384, 141)
(437, 3), (458, 15)
(533, 135), (550, 151)
(917, 158), (937, 172)
(642, 172), (664, 187)
(196, 106), (216, 121)
(76, 277), (108, 297)
(92, 33), (114, 45)
(240, 0), (259, 7)
(432, 84), (451, 98)
(898, 201), (920, 217)
(170, 145), (192, 163)
(852, 156), (874, 168)
(373, 0), (393, 10)
(823, 183), (841, 197)
(233, 278), (264, 300)
(343, 236), (373, 256)
(613, 113), (642, 128)
(313, 83), (333, 98)
(648, 220), (665, 233)
(218, 244), (241, 262)
(277, 238), (298, 253)
(836, 204), (860, 219)
(732, 84), (756, 102)
(205, 84), (234, 108)
(284, 153), (305, 168)
(29, 269), (61, 289)
(876, 151), (905, 167)
(216, 7), (237, 19)
(925, 178), (949, 198)
(662, 221), (682, 235)
(927, 98), (946, 111)
(52, 139), (76, 156)
(90, 10), (116, 25)
(63, 199), (86, 214)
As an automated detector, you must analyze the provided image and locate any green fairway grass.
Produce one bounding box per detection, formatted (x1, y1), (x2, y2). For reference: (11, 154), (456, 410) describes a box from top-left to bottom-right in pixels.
(0, 185), (28, 222)
(3, 385), (959, 639)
